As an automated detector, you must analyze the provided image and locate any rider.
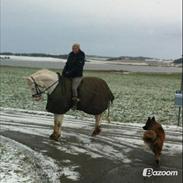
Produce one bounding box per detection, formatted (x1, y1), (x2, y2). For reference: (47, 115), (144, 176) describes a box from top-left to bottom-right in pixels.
(62, 43), (85, 109)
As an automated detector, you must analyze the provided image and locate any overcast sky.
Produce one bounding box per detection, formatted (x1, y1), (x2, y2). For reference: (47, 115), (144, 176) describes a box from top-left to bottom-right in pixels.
(1, 0), (182, 58)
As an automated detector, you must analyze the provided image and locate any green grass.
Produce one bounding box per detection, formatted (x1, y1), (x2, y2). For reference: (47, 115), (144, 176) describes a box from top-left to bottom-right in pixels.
(0, 66), (181, 125)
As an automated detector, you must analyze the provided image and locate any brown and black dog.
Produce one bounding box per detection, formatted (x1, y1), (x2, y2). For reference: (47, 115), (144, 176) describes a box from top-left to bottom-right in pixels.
(143, 117), (165, 165)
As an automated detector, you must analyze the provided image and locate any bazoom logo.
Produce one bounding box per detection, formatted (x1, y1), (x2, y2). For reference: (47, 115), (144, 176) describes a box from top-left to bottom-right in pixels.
(143, 168), (178, 177)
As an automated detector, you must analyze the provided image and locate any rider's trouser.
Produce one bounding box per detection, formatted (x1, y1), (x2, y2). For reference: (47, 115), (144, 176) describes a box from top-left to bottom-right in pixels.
(72, 77), (82, 98)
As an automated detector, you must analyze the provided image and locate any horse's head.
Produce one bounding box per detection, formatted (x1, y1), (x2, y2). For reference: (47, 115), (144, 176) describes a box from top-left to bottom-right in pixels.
(24, 69), (59, 101)
(24, 76), (45, 101)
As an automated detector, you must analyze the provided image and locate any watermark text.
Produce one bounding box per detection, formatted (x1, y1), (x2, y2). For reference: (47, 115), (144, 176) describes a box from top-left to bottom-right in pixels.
(143, 168), (178, 177)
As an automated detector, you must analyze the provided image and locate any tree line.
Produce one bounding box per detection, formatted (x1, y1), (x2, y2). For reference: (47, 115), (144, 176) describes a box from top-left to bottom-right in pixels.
(0, 52), (68, 59)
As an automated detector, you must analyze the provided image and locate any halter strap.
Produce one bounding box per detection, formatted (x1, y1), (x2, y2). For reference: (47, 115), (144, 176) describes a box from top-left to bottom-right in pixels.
(31, 76), (59, 97)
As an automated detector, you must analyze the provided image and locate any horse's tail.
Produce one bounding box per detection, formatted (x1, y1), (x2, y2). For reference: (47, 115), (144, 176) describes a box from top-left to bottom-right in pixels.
(107, 100), (113, 123)
(106, 89), (114, 123)
(107, 104), (111, 123)
(110, 93), (114, 104)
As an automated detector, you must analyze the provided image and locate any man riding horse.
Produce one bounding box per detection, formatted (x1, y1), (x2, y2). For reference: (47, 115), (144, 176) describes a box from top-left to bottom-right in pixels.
(62, 43), (85, 109)
(25, 44), (114, 141)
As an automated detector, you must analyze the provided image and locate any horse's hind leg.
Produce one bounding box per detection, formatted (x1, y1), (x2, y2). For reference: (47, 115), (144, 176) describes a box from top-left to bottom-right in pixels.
(50, 114), (64, 141)
(92, 114), (103, 136)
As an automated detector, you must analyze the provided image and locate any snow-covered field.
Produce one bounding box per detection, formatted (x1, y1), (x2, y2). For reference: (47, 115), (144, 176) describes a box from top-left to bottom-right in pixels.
(0, 55), (181, 73)
(0, 66), (181, 125)
(0, 107), (182, 183)
(0, 64), (182, 182)
(0, 56), (66, 62)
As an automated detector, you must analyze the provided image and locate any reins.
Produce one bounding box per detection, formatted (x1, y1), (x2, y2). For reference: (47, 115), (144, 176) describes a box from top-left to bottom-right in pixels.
(31, 76), (59, 97)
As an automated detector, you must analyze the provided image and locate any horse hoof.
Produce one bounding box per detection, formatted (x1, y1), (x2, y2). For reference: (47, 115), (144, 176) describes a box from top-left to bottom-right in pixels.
(49, 133), (60, 141)
(92, 127), (101, 136)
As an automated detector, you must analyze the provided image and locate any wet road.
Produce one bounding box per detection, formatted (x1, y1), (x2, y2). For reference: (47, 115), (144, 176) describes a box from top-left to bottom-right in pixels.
(0, 108), (182, 183)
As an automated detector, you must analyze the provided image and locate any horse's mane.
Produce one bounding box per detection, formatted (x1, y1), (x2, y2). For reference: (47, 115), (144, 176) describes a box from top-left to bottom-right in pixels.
(31, 69), (55, 78)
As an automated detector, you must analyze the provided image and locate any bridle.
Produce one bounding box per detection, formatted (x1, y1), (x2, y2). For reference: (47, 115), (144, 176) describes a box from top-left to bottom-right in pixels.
(31, 76), (59, 98)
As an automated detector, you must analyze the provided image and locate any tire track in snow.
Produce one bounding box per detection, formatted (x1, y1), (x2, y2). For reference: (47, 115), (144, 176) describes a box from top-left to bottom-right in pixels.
(0, 107), (182, 183)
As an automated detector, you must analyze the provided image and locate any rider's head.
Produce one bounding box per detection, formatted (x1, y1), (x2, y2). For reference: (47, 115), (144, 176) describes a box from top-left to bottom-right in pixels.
(72, 43), (80, 54)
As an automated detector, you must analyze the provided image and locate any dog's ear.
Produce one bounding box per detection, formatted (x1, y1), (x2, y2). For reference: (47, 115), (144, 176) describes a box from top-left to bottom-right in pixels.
(147, 117), (151, 121)
(152, 116), (155, 121)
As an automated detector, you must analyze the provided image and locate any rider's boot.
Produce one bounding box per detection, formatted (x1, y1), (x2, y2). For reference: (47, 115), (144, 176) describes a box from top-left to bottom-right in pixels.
(72, 96), (80, 110)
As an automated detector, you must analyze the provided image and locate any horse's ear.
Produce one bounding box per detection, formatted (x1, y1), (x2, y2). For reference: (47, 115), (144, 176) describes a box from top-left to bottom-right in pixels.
(23, 77), (32, 84)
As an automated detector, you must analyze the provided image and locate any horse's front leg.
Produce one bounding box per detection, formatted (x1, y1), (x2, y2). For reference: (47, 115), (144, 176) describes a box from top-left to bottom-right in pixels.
(92, 113), (103, 136)
(50, 114), (64, 141)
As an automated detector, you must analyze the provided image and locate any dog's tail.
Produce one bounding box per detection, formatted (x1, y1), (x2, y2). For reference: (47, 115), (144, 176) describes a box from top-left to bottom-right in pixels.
(143, 130), (157, 143)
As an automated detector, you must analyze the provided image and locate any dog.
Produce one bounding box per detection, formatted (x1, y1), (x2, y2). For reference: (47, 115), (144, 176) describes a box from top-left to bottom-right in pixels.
(143, 117), (165, 165)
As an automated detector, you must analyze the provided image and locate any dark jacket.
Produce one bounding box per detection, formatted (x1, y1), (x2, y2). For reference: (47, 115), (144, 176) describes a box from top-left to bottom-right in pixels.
(62, 50), (85, 78)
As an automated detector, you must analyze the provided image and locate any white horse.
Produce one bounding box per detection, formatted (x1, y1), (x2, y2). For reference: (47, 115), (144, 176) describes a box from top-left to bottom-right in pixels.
(25, 69), (107, 140)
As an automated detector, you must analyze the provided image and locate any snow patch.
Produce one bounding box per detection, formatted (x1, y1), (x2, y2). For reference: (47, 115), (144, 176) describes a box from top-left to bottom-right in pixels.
(0, 136), (80, 182)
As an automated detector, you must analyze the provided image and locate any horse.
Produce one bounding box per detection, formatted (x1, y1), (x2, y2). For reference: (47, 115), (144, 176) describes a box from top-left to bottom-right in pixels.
(24, 69), (114, 141)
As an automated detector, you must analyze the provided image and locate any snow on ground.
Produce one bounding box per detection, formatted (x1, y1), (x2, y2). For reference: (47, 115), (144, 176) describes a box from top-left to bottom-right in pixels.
(0, 107), (182, 182)
(0, 136), (62, 183)
(0, 136), (40, 183)
(0, 56), (181, 73)
(1, 55), (66, 63)
(0, 66), (181, 124)
(1, 107), (182, 157)
(0, 135), (80, 183)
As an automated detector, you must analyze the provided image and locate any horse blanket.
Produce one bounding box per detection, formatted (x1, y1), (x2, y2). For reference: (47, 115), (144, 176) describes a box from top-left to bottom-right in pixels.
(46, 75), (114, 115)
